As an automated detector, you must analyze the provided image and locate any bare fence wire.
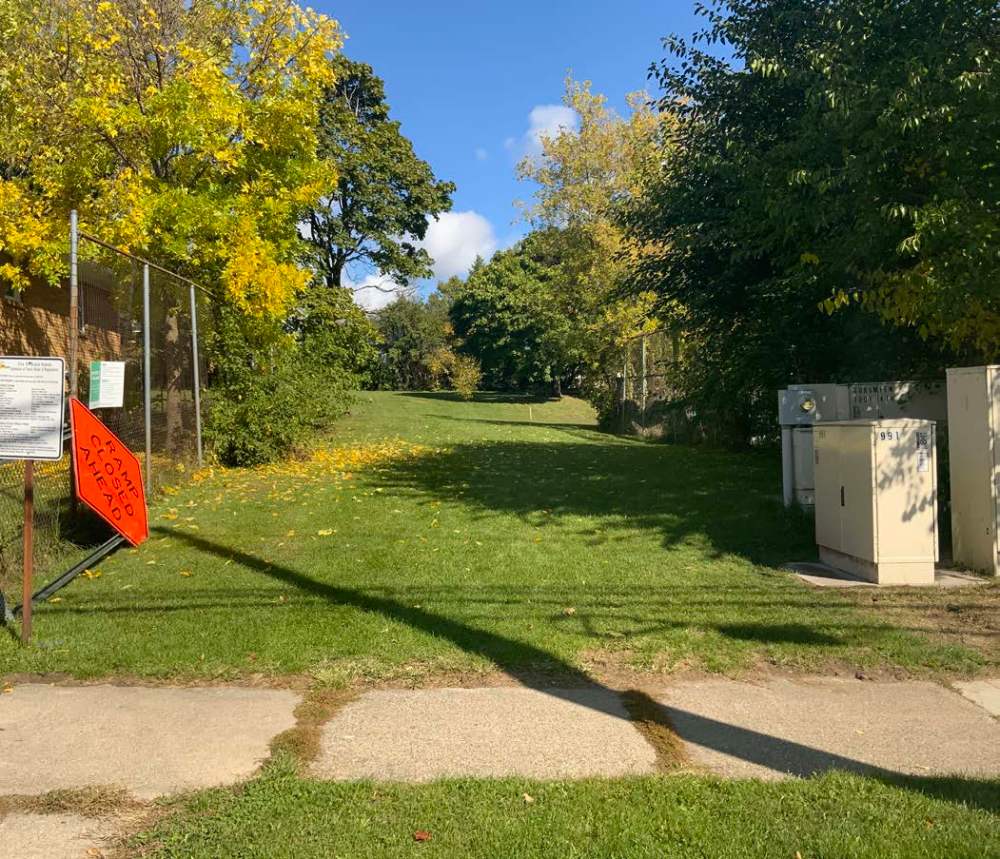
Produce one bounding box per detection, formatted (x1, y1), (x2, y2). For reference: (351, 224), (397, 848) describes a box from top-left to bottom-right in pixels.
(0, 228), (209, 604)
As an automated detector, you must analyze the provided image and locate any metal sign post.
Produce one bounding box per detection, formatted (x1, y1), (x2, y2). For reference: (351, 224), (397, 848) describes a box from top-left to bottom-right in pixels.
(21, 460), (33, 644)
(189, 282), (204, 466)
(142, 263), (153, 496)
(0, 356), (66, 644)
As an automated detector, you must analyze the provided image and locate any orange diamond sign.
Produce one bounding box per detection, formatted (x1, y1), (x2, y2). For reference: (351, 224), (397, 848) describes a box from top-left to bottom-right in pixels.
(70, 398), (149, 546)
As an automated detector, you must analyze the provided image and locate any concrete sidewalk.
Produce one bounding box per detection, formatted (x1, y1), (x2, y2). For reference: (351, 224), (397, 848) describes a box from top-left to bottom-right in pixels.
(2, 676), (999, 857)
(2, 677), (998, 796)
(0, 684), (300, 798)
(311, 686), (658, 781)
(656, 677), (1000, 779)
(314, 677), (1000, 782)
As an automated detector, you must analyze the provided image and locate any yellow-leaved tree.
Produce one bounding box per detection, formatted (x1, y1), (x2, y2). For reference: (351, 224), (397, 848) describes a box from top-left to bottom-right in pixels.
(516, 77), (676, 416)
(0, 0), (341, 316)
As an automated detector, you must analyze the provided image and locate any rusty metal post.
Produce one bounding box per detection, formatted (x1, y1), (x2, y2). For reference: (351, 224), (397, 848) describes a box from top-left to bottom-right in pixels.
(21, 460), (34, 644)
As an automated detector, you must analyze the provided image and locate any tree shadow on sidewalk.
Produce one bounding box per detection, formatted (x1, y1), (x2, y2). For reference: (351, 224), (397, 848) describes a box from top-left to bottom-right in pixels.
(160, 527), (1000, 814)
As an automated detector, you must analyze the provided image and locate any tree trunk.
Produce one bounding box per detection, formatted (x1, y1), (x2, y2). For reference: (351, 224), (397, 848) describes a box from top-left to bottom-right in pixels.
(552, 376), (562, 399)
(163, 309), (183, 455)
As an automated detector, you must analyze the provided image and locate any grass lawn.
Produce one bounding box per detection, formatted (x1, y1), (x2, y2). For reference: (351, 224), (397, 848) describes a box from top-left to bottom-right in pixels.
(1, 390), (996, 681)
(133, 759), (999, 858)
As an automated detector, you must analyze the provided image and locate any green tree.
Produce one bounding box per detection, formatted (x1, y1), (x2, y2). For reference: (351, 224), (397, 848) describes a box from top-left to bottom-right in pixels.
(633, 0), (998, 355)
(516, 78), (667, 408)
(621, 0), (984, 444)
(373, 294), (454, 390)
(293, 286), (379, 383)
(449, 236), (576, 394)
(307, 57), (455, 291)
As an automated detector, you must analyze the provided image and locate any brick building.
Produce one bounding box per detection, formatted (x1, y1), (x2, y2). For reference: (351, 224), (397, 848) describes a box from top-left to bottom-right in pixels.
(0, 262), (125, 372)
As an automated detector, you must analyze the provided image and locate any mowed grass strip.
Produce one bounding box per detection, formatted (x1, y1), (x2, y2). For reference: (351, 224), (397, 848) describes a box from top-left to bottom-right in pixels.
(2, 391), (996, 680)
(133, 761), (1000, 859)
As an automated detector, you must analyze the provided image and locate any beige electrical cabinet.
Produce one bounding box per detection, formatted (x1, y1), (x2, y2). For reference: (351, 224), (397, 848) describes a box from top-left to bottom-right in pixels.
(814, 420), (938, 585)
(946, 366), (1000, 576)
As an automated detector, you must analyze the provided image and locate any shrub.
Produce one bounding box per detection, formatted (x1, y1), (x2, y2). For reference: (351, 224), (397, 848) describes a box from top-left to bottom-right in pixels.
(205, 301), (362, 467)
(451, 354), (482, 401)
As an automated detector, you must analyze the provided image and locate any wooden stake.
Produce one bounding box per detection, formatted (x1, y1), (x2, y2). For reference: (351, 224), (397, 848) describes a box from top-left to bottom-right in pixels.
(21, 459), (34, 645)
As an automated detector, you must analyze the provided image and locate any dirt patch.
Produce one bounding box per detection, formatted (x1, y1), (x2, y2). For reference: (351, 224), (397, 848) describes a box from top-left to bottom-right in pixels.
(269, 688), (358, 770)
(0, 786), (142, 820)
(620, 689), (689, 771)
(0, 789), (161, 859)
(0, 671), (314, 691)
(844, 583), (1000, 673)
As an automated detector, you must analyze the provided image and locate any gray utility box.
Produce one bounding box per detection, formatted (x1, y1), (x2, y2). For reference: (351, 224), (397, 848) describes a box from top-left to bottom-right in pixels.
(778, 385), (852, 506)
(814, 420), (938, 585)
(947, 366), (1000, 576)
(779, 381), (946, 507)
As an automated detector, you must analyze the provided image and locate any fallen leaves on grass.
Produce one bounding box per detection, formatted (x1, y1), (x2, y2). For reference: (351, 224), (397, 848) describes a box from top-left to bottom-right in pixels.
(413, 830), (432, 843)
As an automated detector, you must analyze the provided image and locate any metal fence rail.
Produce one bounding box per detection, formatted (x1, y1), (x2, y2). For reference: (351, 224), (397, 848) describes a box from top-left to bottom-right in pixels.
(0, 215), (209, 605)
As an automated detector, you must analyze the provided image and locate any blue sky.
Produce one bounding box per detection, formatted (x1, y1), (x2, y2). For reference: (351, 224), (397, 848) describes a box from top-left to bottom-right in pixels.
(313, 2), (707, 303)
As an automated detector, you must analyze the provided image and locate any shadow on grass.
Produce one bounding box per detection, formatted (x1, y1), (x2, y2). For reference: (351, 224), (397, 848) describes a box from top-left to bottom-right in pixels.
(717, 623), (843, 646)
(157, 527), (999, 814)
(372, 438), (812, 567)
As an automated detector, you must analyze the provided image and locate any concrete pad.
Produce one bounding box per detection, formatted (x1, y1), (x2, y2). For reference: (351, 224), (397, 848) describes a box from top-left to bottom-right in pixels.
(954, 680), (1000, 717)
(656, 678), (1000, 780)
(0, 685), (299, 799)
(0, 812), (110, 859)
(786, 562), (875, 589)
(787, 562), (989, 589)
(313, 687), (657, 781)
(934, 570), (991, 588)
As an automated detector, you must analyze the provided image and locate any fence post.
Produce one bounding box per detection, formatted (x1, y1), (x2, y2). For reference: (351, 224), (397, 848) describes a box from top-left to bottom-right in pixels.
(69, 210), (79, 400)
(142, 263), (153, 495)
(640, 334), (647, 431)
(189, 282), (203, 466)
(21, 460), (33, 645)
(620, 353), (628, 435)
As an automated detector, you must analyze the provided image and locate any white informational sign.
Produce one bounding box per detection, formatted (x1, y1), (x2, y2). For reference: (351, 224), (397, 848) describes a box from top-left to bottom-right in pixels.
(0, 356), (66, 461)
(88, 360), (126, 409)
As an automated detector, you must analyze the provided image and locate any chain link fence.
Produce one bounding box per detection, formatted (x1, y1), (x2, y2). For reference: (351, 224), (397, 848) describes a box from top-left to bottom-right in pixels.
(0, 224), (209, 606)
(613, 329), (702, 442)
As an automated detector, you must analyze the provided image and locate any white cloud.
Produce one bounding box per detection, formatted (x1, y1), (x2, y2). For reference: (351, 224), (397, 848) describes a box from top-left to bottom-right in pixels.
(419, 210), (497, 281)
(474, 147), (489, 161)
(345, 273), (407, 312)
(518, 104), (578, 157)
